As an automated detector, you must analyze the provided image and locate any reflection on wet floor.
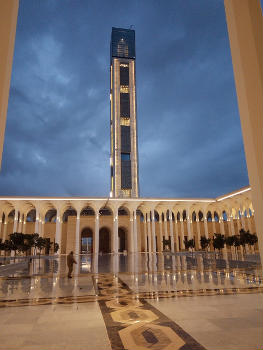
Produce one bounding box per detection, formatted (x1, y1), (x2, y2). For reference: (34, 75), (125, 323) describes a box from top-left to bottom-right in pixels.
(0, 252), (262, 302)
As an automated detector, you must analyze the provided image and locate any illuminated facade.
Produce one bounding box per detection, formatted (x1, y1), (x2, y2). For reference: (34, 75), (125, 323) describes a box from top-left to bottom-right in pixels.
(0, 186), (258, 255)
(110, 27), (139, 198)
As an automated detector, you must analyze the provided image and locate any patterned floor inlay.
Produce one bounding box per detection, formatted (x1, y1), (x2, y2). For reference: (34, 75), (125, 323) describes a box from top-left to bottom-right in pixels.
(0, 276), (262, 308)
(93, 274), (207, 350)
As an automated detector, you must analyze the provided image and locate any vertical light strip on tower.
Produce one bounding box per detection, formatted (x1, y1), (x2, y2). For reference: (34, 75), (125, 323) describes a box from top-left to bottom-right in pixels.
(110, 27), (139, 198)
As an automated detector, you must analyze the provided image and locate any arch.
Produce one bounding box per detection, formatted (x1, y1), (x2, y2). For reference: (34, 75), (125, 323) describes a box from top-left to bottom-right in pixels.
(154, 210), (159, 222)
(45, 209), (57, 223)
(99, 207), (112, 216)
(207, 211), (212, 222)
(192, 211), (197, 222)
(8, 209), (15, 223)
(137, 209), (144, 222)
(99, 227), (111, 253)
(198, 211), (204, 221)
(26, 209), (36, 222)
(118, 207), (129, 216)
(81, 206), (95, 216)
(81, 227), (93, 254)
(222, 210), (228, 221)
(214, 211), (219, 222)
(62, 207), (77, 222)
(182, 210), (187, 221)
(118, 226), (127, 252)
(177, 212), (180, 221)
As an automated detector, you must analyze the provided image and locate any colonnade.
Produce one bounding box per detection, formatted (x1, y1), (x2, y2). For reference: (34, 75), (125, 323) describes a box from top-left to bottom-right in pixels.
(0, 186), (257, 255)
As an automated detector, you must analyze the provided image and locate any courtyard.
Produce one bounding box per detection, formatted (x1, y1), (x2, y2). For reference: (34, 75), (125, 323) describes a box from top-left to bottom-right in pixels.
(0, 252), (262, 350)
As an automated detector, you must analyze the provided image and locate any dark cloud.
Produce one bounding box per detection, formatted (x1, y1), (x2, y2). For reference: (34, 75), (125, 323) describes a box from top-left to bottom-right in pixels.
(0, 0), (249, 198)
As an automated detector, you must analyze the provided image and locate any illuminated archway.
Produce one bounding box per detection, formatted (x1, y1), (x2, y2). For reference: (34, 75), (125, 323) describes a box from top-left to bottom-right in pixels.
(81, 227), (93, 254)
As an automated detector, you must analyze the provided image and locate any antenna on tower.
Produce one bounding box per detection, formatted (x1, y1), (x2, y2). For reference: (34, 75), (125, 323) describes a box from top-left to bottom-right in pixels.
(129, 25), (135, 30)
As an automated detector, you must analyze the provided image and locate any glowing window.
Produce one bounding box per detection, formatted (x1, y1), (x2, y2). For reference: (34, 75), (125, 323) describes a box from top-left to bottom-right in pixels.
(120, 118), (130, 126)
(122, 189), (131, 197)
(120, 85), (129, 93)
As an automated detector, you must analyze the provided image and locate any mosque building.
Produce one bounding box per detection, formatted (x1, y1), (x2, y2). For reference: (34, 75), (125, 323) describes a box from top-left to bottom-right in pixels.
(0, 28), (258, 256)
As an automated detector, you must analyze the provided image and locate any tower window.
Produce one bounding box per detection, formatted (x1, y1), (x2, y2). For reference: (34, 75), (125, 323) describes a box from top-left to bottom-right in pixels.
(121, 126), (131, 153)
(120, 93), (130, 117)
(121, 153), (130, 161)
(120, 65), (129, 85)
(120, 85), (129, 93)
(120, 117), (130, 126)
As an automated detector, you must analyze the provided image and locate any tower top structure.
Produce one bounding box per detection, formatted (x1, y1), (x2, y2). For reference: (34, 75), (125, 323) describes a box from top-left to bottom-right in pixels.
(111, 27), (135, 60)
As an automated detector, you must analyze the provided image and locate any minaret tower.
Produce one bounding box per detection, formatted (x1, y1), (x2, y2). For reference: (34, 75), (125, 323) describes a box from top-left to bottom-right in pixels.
(110, 27), (139, 198)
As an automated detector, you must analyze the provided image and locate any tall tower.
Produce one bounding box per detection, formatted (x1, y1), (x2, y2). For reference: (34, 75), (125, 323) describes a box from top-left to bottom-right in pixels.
(110, 27), (139, 198)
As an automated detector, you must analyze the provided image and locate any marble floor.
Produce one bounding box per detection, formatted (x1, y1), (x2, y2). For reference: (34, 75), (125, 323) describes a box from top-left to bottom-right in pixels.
(0, 252), (262, 350)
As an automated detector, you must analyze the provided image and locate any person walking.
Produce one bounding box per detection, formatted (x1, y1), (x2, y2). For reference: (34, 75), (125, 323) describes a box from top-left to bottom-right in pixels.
(67, 251), (77, 278)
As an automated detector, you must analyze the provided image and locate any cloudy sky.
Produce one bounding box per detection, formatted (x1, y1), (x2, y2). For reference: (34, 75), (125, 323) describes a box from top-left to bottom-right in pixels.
(0, 0), (249, 198)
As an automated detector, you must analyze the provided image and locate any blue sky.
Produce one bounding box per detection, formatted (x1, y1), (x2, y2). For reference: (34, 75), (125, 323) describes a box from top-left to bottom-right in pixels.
(0, 0), (249, 198)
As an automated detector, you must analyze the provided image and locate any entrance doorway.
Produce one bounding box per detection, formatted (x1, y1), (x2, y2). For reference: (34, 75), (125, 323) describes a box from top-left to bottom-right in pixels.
(118, 227), (127, 252)
(81, 228), (93, 254)
(99, 227), (111, 253)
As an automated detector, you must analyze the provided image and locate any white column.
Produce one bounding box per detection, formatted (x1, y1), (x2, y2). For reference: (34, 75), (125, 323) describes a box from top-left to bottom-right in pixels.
(38, 215), (42, 236)
(204, 217), (209, 239)
(74, 211), (80, 255)
(133, 210), (138, 252)
(247, 214), (253, 233)
(17, 214), (22, 233)
(229, 216), (235, 235)
(174, 220), (179, 252)
(40, 218), (45, 237)
(94, 210), (99, 255)
(34, 208), (39, 234)
(196, 218), (201, 249)
(13, 209), (18, 233)
(219, 216), (225, 235)
(236, 216), (241, 233)
(240, 211), (246, 229)
(147, 214), (152, 252)
(169, 210), (174, 252)
(143, 217), (147, 252)
(151, 210), (156, 253)
(55, 210), (62, 254)
(158, 219), (163, 252)
(130, 213), (134, 252)
(22, 215), (26, 234)
(113, 209), (118, 254)
(2, 217), (7, 241)
(180, 219), (185, 249)
(164, 215), (168, 239)
(186, 214), (193, 239)
(212, 216), (216, 234)
(224, 0), (263, 262)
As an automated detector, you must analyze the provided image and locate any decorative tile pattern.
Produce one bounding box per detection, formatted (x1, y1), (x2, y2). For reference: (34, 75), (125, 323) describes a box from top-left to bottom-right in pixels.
(93, 274), (207, 350)
(119, 323), (185, 350)
(0, 276), (261, 308)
